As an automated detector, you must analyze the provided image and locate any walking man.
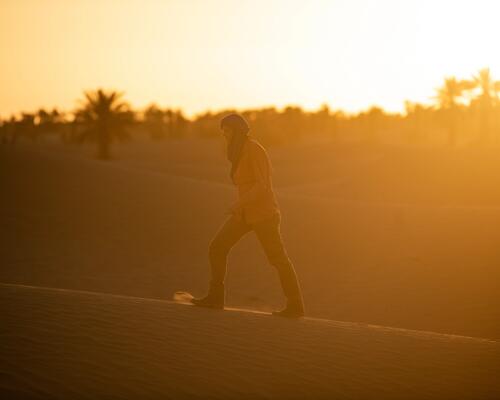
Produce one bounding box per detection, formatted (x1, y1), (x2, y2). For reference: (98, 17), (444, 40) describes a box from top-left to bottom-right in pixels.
(192, 113), (305, 318)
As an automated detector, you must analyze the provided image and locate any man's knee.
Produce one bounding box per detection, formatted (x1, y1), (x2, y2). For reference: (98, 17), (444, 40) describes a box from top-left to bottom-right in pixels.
(209, 238), (231, 258)
(266, 249), (292, 270)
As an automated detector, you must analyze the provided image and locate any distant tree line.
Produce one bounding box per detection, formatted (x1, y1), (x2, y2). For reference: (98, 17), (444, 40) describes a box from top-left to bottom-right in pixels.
(1, 68), (499, 159)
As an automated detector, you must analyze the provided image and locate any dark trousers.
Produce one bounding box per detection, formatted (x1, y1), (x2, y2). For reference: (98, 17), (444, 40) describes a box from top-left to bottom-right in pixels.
(208, 212), (304, 306)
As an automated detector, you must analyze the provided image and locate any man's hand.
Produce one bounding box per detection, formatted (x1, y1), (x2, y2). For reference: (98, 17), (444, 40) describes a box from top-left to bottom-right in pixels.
(226, 201), (244, 220)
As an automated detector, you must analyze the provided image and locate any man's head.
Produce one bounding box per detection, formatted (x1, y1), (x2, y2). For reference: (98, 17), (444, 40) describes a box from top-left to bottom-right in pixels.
(221, 124), (234, 142)
(220, 113), (250, 142)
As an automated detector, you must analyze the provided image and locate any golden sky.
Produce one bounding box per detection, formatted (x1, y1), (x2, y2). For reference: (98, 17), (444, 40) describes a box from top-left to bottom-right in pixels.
(1, 0), (499, 118)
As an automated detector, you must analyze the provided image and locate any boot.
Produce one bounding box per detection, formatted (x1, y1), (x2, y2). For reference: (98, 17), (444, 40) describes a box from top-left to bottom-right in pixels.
(191, 283), (225, 309)
(272, 298), (305, 318)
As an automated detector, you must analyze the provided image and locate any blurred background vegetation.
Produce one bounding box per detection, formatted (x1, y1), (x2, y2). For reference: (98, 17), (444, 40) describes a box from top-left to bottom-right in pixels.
(2, 68), (499, 159)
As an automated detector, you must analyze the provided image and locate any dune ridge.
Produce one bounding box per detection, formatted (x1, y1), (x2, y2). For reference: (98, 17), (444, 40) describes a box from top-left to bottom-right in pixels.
(1, 283), (499, 399)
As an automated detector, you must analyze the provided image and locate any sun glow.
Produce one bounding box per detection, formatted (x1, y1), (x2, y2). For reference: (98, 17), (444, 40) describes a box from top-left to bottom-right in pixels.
(1, 0), (499, 118)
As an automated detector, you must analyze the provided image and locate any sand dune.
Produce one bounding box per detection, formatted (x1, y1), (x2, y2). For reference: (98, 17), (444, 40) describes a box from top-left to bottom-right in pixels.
(1, 141), (499, 340)
(1, 283), (498, 399)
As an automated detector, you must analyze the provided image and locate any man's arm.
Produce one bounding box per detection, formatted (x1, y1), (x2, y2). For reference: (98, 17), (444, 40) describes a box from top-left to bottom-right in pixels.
(233, 143), (273, 208)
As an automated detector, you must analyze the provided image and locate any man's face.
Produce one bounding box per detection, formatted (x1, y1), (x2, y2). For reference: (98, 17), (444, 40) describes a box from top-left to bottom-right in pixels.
(221, 125), (233, 142)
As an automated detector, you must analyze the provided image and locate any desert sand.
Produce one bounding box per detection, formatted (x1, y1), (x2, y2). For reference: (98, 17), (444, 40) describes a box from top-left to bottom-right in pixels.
(1, 283), (499, 399)
(1, 136), (499, 398)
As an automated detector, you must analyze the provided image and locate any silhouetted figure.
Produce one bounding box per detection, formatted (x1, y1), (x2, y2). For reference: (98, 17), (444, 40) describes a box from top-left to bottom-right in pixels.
(192, 113), (305, 318)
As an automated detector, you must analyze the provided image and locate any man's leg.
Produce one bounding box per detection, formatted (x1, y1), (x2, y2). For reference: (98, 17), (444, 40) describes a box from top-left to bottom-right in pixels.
(208, 214), (252, 286)
(192, 214), (252, 308)
(252, 213), (305, 316)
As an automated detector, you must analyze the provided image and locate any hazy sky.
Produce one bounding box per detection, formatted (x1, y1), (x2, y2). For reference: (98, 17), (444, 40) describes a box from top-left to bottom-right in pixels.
(1, 0), (499, 118)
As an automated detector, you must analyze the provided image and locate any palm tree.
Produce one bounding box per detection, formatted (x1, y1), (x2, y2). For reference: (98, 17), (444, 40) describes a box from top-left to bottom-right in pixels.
(35, 108), (64, 138)
(466, 68), (500, 144)
(364, 106), (385, 143)
(0, 118), (5, 144)
(18, 113), (36, 142)
(5, 116), (17, 144)
(472, 68), (498, 99)
(435, 77), (469, 109)
(282, 105), (304, 142)
(495, 81), (500, 144)
(74, 89), (134, 160)
(434, 77), (469, 146)
(166, 109), (188, 139)
(495, 81), (500, 99)
(144, 104), (166, 140)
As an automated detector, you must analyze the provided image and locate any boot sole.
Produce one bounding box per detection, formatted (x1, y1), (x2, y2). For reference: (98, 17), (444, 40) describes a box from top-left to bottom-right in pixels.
(190, 301), (224, 310)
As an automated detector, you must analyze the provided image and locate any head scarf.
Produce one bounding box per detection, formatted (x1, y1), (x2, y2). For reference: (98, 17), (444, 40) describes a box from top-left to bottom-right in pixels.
(220, 113), (250, 183)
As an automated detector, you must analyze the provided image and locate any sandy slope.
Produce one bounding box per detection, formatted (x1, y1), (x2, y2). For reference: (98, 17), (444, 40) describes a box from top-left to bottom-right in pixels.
(1, 140), (499, 340)
(1, 283), (498, 400)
